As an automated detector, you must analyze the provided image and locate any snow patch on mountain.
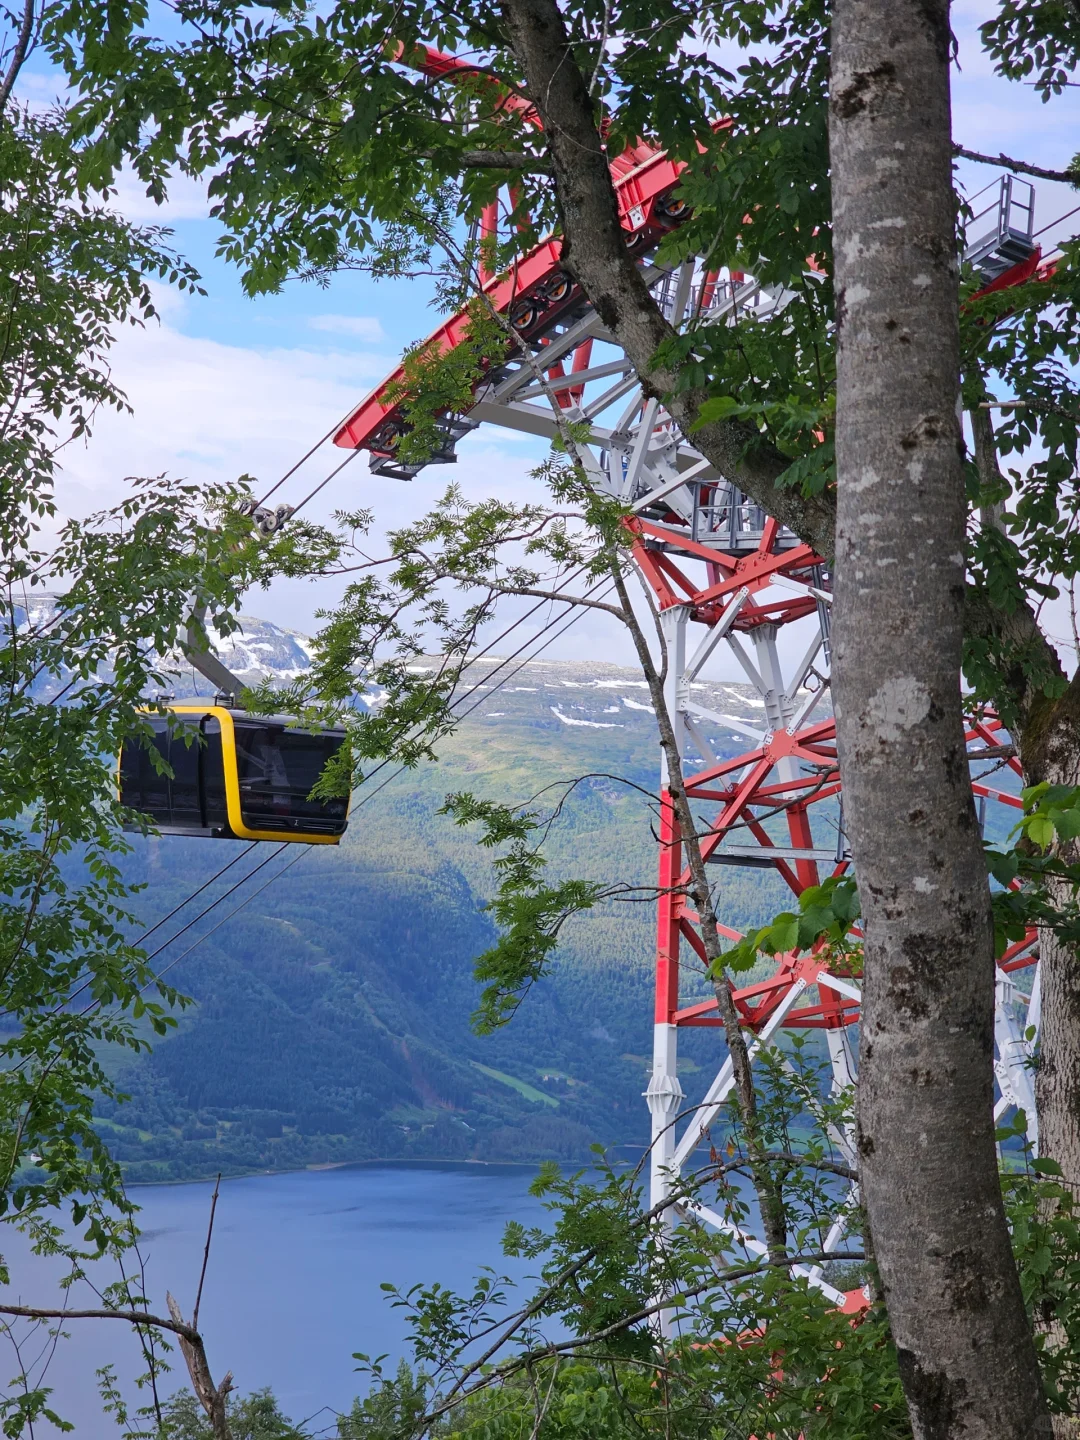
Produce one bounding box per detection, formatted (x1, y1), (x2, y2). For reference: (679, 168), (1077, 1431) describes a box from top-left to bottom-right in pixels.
(550, 706), (622, 729)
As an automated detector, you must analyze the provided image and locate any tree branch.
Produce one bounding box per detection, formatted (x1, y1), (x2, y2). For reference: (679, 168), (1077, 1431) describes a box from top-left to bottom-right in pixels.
(716, 1150), (858, 1182)
(965, 403), (1068, 741)
(954, 145), (1080, 188)
(0, 0), (36, 113)
(420, 1250), (867, 1427)
(168, 1293), (234, 1440)
(454, 148), (553, 172)
(497, 0), (837, 560)
(483, 578), (626, 616)
(0, 1303), (198, 1341)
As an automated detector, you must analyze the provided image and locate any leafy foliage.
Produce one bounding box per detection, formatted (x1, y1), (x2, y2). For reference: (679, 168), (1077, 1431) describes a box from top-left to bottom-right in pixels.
(720, 875), (861, 976)
(160, 1388), (306, 1439)
(336, 1065), (899, 1440)
(981, 1), (1080, 107)
(999, 1111), (1080, 1418)
(0, 82), (313, 1440)
(23, 0), (1080, 1433)
(0, 101), (264, 1236)
(442, 791), (611, 1032)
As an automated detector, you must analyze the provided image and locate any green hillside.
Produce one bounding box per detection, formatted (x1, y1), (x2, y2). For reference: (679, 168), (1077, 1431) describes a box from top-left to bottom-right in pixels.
(100, 657), (795, 1181)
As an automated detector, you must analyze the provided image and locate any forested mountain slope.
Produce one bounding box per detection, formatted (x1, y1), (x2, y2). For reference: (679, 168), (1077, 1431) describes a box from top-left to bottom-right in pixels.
(95, 621), (806, 1180)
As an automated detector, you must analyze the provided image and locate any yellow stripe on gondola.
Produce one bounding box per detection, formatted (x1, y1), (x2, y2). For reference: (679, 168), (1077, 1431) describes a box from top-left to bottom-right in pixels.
(170, 705), (344, 844)
(122, 705), (348, 844)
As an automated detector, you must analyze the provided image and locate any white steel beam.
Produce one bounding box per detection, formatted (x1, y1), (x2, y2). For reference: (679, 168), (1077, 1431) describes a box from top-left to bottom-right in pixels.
(672, 978), (809, 1170)
(684, 587), (750, 681)
(684, 701), (767, 746)
(724, 633), (767, 693)
(682, 1201), (847, 1306)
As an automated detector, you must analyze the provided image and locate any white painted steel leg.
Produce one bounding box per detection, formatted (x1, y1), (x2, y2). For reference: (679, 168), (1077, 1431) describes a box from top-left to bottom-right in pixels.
(645, 1022), (685, 1226)
(659, 605), (689, 780)
(994, 973), (1038, 1147)
(825, 1026), (858, 1093)
(672, 979), (809, 1171)
(682, 1200), (846, 1306)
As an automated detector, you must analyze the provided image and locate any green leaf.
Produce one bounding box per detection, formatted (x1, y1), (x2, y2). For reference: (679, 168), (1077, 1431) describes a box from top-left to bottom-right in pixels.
(1033, 1157), (1064, 1176)
(770, 914), (800, 954)
(1027, 814), (1055, 849)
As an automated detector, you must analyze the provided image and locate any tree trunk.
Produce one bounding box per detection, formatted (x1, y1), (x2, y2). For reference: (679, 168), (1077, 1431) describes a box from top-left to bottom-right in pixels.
(1020, 691), (1080, 1440)
(606, 560), (788, 1262)
(970, 406), (1080, 1198)
(829, 0), (1049, 1435)
(971, 401), (1080, 1438)
(496, 0), (837, 561)
(1003, 620), (1080, 1196)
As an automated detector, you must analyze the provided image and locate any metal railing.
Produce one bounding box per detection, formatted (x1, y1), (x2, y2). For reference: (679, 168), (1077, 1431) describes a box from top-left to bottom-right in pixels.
(964, 175), (1036, 280)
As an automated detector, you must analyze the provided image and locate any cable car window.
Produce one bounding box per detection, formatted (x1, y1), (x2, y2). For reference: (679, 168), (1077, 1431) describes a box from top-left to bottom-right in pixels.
(232, 721), (348, 834)
(170, 725), (202, 822)
(201, 718), (228, 830)
(120, 717), (171, 822)
(122, 715), (222, 833)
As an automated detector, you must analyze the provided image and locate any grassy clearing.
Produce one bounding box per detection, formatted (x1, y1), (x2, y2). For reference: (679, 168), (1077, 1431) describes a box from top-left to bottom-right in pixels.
(472, 1062), (559, 1108)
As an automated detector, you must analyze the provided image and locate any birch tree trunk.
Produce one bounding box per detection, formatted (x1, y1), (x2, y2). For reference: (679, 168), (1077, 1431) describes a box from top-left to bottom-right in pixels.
(829, 0), (1049, 1434)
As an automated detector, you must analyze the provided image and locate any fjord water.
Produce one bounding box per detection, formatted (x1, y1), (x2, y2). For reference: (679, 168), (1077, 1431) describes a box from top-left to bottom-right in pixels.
(4, 1163), (550, 1431)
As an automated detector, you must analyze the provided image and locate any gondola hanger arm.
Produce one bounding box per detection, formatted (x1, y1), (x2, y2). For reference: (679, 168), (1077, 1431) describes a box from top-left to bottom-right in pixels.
(182, 598), (245, 706)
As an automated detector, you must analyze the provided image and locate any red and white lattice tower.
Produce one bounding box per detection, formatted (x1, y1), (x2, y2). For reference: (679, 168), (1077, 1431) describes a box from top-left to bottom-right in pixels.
(332, 46), (1049, 1302)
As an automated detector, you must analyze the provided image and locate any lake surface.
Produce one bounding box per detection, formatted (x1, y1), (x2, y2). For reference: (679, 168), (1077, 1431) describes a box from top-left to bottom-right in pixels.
(2, 1163), (551, 1433)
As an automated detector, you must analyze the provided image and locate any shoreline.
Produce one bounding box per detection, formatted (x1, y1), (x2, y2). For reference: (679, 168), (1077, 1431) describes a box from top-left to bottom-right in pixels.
(124, 1152), (629, 1188)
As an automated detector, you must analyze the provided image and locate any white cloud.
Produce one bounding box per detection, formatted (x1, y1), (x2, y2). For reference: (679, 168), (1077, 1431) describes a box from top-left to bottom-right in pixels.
(48, 293), (590, 649)
(111, 167), (215, 224)
(54, 309), (395, 523)
(309, 315), (386, 342)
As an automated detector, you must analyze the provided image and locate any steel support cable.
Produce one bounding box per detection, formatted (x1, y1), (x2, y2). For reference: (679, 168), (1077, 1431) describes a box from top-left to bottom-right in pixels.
(346, 567), (611, 798)
(144, 848), (307, 989)
(117, 571), (583, 966)
(139, 586), (615, 997)
(74, 566), (597, 1018)
(5, 844), (294, 1085)
(134, 842), (258, 948)
(6, 840), (266, 1055)
(252, 419), (357, 511)
(56, 843), (289, 1017)
(1033, 203), (1080, 241)
(114, 584), (614, 1007)
(137, 843), (289, 966)
(43, 570), (616, 1055)
(348, 577), (617, 812)
(137, 564), (599, 954)
(311, 555), (598, 799)
(285, 447), (363, 517)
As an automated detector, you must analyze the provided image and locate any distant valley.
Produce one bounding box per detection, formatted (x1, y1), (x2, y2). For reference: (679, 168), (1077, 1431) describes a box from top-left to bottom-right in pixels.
(86, 611), (797, 1181)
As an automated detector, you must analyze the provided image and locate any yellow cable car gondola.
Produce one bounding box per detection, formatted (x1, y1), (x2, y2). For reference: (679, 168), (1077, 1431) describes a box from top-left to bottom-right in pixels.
(120, 706), (349, 843)
(119, 601), (350, 844)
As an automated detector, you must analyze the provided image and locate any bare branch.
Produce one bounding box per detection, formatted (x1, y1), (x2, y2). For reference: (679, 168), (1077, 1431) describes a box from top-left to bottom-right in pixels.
(0, 0), (36, 112)
(715, 1150), (859, 1182)
(955, 145), (1080, 188)
(192, 1172), (221, 1332)
(167, 1293), (234, 1440)
(0, 1303), (198, 1340)
(482, 577), (626, 617)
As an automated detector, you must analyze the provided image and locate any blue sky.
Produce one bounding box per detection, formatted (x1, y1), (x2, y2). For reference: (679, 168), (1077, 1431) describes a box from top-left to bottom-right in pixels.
(23, 0), (1080, 668)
